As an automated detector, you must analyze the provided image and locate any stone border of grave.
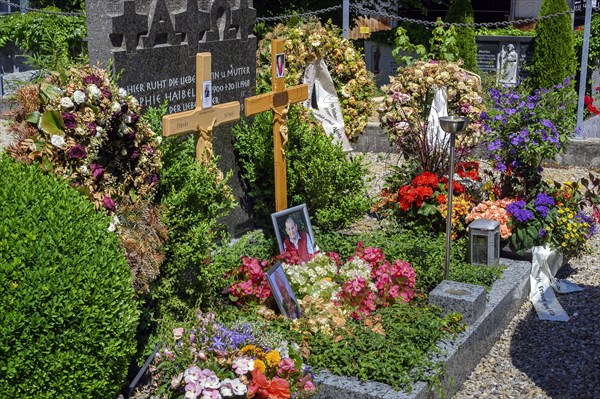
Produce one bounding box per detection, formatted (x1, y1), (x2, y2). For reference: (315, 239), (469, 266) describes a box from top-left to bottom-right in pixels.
(314, 258), (531, 399)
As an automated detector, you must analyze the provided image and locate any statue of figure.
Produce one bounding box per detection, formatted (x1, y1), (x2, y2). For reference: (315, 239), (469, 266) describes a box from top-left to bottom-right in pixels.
(426, 85), (449, 150)
(497, 44), (518, 85)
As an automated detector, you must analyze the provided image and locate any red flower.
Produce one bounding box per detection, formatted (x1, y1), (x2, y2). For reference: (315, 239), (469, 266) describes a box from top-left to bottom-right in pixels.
(585, 95), (593, 106)
(412, 171), (439, 187)
(437, 194), (446, 204)
(248, 367), (291, 399)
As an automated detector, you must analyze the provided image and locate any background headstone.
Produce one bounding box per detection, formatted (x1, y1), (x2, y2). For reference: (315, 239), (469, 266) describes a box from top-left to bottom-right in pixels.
(86, 0), (257, 236)
(364, 41), (399, 88)
(476, 35), (534, 81)
(513, 0), (543, 18)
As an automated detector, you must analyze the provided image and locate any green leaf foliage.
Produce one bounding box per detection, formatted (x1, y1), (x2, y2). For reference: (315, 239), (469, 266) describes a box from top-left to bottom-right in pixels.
(529, 0), (576, 88)
(308, 302), (462, 391)
(233, 107), (372, 232)
(0, 155), (139, 398)
(0, 9), (87, 72)
(154, 135), (236, 318)
(445, 0), (478, 72)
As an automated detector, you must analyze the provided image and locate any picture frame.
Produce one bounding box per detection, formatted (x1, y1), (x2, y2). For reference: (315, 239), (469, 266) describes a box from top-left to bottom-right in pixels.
(271, 204), (316, 257)
(266, 261), (302, 319)
(275, 53), (285, 78)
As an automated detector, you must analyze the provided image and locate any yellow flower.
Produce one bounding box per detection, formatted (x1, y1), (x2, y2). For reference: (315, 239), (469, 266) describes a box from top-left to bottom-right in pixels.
(562, 242), (567, 247)
(265, 350), (281, 367)
(254, 359), (266, 373)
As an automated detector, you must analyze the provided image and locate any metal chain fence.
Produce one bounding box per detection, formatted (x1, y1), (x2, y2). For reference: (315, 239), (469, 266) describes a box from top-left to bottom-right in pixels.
(0, 0), (581, 27)
(350, 3), (573, 28)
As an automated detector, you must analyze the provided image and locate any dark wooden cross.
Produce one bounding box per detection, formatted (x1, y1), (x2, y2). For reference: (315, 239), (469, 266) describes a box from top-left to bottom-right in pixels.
(162, 53), (240, 164)
(244, 39), (308, 212)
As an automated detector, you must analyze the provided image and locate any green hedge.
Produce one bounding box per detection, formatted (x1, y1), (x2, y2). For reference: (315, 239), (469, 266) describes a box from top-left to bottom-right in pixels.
(0, 155), (138, 398)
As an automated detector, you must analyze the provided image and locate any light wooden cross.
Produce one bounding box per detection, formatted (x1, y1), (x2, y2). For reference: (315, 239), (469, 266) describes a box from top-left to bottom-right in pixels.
(244, 39), (308, 212)
(162, 53), (240, 163)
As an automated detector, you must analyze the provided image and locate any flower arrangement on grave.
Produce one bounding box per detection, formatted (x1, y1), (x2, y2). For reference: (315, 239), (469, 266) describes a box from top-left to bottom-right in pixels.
(227, 244), (416, 323)
(6, 66), (162, 212)
(282, 244), (416, 321)
(378, 60), (484, 176)
(500, 189), (597, 257)
(6, 65), (167, 293)
(372, 166), (479, 238)
(150, 311), (317, 399)
(481, 77), (577, 198)
(256, 17), (376, 141)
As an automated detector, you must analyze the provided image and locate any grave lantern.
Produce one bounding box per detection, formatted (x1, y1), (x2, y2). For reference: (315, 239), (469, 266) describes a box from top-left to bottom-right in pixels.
(468, 219), (500, 267)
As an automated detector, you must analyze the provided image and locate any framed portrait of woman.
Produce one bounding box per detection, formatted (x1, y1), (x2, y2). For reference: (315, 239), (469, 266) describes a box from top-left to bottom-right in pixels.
(266, 262), (302, 319)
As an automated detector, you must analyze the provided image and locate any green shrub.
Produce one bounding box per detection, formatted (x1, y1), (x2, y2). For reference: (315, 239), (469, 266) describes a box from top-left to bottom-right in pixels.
(0, 155), (138, 398)
(0, 9), (87, 71)
(153, 135), (236, 318)
(529, 0), (576, 88)
(445, 0), (478, 72)
(233, 107), (372, 232)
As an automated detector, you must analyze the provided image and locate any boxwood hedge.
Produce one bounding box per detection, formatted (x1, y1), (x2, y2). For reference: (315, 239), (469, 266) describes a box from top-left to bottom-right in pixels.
(0, 155), (139, 398)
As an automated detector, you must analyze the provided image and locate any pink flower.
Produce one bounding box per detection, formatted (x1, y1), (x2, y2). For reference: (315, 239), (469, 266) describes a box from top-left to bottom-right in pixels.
(102, 195), (116, 212)
(303, 380), (316, 392)
(277, 357), (296, 375)
(232, 356), (254, 375)
(173, 327), (184, 340)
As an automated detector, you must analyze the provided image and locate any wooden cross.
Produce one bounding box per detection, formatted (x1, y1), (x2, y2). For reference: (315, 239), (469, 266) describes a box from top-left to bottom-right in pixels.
(244, 39), (308, 212)
(162, 53), (240, 163)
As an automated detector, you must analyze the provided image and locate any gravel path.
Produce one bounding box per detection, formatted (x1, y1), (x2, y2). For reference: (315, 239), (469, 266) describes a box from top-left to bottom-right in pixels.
(453, 167), (600, 399)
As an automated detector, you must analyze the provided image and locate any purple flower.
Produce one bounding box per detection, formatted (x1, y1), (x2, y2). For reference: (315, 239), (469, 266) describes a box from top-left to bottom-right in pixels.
(535, 205), (550, 219)
(61, 112), (78, 129)
(101, 87), (112, 100)
(130, 149), (140, 161)
(534, 193), (555, 208)
(102, 196), (116, 212)
(145, 173), (159, 186)
(142, 144), (156, 156)
(83, 75), (102, 86)
(86, 122), (97, 136)
(487, 139), (502, 151)
(539, 228), (547, 237)
(495, 162), (507, 172)
(90, 162), (105, 181)
(506, 200), (526, 215)
(513, 209), (535, 223)
(67, 144), (87, 159)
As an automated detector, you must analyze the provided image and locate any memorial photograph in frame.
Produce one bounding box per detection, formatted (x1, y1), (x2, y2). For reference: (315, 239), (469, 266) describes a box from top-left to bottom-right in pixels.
(266, 262), (302, 319)
(271, 204), (316, 261)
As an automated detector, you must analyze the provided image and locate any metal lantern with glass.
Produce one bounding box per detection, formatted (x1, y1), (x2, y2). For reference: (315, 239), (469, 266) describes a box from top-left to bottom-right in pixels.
(468, 219), (501, 267)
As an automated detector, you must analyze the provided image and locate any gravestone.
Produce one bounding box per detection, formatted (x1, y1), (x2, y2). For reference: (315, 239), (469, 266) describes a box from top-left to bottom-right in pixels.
(364, 41), (399, 88)
(86, 0), (257, 236)
(476, 35), (534, 83)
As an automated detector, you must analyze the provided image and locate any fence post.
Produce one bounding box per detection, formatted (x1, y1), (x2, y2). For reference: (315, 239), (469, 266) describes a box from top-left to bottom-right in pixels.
(576, 0), (593, 135)
(343, 0), (349, 38)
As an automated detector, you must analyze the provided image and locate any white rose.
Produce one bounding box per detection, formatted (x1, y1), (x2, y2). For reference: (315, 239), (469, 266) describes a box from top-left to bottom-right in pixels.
(119, 122), (128, 133)
(79, 165), (89, 175)
(118, 88), (127, 98)
(87, 84), (101, 99)
(130, 97), (139, 106)
(124, 114), (133, 124)
(111, 102), (122, 113)
(121, 148), (128, 156)
(60, 97), (74, 109)
(95, 126), (104, 138)
(50, 135), (65, 148)
(73, 90), (86, 104)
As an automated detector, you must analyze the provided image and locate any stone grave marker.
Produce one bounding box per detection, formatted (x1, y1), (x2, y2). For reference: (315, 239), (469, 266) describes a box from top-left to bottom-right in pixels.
(86, 0), (257, 236)
(475, 35), (534, 83)
(244, 39), (308, 212)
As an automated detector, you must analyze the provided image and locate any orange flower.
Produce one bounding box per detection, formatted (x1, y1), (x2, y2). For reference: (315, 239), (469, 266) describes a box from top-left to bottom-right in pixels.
(248, 369), (291, 399)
